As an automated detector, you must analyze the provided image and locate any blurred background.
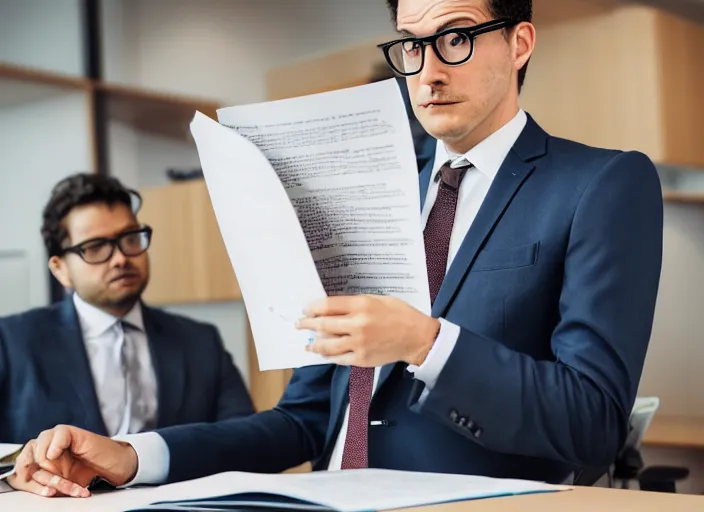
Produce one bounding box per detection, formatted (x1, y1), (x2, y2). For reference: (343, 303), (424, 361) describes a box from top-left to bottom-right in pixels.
(0, 0), (703, 493)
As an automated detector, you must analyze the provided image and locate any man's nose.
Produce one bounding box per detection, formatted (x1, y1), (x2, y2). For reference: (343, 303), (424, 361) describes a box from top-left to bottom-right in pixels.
(418, 45), (449, 86)
(109, 245), (129, 267)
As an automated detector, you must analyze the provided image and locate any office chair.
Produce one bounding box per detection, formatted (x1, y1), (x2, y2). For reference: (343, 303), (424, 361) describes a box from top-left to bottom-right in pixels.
(611, 397), (690, 493)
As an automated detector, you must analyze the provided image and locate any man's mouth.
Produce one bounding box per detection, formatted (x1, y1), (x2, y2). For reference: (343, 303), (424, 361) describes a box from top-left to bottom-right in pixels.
(110, 273), (139, 283)
(419, 100), (460, 109)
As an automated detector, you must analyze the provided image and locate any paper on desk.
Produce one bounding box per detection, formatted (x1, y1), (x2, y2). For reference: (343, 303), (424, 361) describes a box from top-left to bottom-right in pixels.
(0, 469), (568, 512)
(0, 443), (22, 467)
(190, 79), (430, 371)
(0, 443), (22, 493)
(132, 469), (566, 511)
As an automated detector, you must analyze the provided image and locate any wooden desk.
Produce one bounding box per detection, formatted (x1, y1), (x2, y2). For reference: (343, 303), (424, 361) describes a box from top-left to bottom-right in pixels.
(1, 486), (703, 512)
(404, 487), (704, 511)
(643, 415), (704, 449)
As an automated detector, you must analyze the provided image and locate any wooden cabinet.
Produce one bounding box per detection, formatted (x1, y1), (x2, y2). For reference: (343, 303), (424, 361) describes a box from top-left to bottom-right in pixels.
(138, 180), (241, 305)
(520, 3), (704, 168)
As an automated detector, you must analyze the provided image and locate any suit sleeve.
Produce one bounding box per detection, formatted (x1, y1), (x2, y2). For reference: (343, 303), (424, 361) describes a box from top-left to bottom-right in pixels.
(209, 326), (256, 420)
(417, 151), (663, 468)
(157, 363), (334, 483)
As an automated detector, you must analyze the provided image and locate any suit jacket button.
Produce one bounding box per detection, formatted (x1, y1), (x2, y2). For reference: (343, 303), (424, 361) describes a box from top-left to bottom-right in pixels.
(449, 410), (459, 422)
(473, 427), (483, 439)
(458, 416), (468, 427)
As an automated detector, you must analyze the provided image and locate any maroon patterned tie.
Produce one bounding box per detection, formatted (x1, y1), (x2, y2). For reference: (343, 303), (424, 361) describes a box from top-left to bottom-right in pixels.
(340, 161), (469, 470)
(424, 162), (471, 302)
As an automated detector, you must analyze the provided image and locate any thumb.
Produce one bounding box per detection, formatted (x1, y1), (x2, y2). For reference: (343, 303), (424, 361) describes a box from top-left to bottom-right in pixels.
(46, 425), (79, 461)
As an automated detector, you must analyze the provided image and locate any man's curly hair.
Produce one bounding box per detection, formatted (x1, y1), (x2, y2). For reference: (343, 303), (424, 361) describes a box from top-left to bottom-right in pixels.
(41, 173), (135, 257)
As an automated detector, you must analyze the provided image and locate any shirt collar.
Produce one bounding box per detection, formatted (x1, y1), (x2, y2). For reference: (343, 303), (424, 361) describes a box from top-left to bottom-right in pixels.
(72, 292), (144, 338)
(431, 109), (528, 183)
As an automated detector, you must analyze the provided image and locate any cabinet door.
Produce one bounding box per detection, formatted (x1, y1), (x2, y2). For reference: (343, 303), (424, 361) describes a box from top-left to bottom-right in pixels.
(138, 180), (241, 304)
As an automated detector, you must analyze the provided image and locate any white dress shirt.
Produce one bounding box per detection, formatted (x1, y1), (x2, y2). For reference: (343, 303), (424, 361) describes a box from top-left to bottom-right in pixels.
(125, 109), (528, 485)
(73, 293), (158, 436)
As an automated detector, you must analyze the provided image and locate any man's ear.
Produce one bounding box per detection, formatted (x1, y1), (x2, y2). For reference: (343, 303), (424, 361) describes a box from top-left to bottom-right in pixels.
(48, 256), (72, 289)
(512, 22), (536, 75)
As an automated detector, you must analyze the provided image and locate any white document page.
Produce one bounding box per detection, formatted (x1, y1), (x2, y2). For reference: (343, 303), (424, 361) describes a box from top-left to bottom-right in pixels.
(190, 112), (328, 370)
(0, 468), (568, 512)
(217, 79), (430, 315)
(192, 80), (431, 371)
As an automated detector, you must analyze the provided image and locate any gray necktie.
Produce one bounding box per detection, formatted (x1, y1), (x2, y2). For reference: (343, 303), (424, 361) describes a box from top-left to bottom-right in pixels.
(120, 321), (155, 433)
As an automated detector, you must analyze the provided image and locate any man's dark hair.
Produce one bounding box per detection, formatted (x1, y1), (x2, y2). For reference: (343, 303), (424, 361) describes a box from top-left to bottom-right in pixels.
(385, 0), (532, 91)
(42, 173), (136, 257)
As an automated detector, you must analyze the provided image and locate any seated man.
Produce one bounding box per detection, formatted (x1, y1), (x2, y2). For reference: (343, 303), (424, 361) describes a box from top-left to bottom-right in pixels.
(0, 173), (254, 443)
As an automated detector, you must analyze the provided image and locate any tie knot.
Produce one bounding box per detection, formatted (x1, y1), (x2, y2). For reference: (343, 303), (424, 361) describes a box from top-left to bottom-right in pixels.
(438, 162), (472, 190)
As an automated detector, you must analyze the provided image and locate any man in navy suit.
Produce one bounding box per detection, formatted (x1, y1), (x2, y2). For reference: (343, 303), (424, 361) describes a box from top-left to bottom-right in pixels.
(0, 173), (254, 446)
(8, 0), (663, 498)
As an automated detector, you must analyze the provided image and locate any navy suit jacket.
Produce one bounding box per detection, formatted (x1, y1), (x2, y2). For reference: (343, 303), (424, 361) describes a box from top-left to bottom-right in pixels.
(0, 297), (254, 443)
(157, 114), (663, 484)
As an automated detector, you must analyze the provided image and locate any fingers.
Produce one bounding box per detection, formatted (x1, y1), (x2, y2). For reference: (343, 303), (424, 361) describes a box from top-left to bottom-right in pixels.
(296, 316), (354, 336)
(326, 352), (358, 366)
(303, 295), (368, 317)
(32, 469), (89, 498)
(308, 335), (354, 357)
(6, 474), (58, 497)
(14, 440), (38, 481)
(34, 429), (57, 470)
(46, 425), (74, 461)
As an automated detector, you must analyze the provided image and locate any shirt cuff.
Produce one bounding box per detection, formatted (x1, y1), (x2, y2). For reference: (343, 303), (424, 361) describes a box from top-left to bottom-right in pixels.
(406, 318), (460, 392)
(112, 432), (170, 486)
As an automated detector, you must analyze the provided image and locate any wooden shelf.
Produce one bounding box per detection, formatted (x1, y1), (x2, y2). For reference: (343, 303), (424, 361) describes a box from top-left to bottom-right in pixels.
(0, 62), (90, 107)
(663, 191), (704, 204)
(643, 415), (704, 449)
(0, 62), (221, 141)
(96, 82), (220, 140)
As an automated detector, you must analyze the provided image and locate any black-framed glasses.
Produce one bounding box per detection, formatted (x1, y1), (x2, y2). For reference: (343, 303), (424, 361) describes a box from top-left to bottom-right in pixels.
(60, 225), (153, 264)
(378, 18), (516, 76)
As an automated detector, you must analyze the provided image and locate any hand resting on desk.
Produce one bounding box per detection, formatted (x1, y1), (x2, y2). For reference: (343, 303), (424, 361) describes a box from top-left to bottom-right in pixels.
(6, 425), (137, 498)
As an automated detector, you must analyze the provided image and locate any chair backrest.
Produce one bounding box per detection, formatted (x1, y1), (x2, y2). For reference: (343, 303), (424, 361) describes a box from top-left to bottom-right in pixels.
(622, 397), (660, 454)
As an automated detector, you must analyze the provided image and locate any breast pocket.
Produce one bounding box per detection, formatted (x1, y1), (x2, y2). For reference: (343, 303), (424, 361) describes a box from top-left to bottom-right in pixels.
(472, 242), (539, 272)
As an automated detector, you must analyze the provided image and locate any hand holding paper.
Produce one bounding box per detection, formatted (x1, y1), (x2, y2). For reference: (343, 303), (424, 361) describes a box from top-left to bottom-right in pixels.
(299, 294), (440, 367)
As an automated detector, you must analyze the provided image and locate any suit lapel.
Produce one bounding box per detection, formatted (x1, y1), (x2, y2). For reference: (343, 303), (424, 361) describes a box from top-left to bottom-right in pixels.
(431, 115), (548, 318)
(142, 305), (185, 428)
(56, 298), (107, 435)
(418, 158), (434, 213)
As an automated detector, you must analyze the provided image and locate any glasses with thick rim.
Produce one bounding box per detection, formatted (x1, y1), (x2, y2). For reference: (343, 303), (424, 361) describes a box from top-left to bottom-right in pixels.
(377, 18), (516, 77)
(59, 225), (153, 264)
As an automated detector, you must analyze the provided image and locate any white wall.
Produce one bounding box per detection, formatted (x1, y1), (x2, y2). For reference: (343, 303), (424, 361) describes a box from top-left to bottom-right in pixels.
(639, 203), (704, 417)
(0, 0), (84, 76)
(101, 0), (395, 105)
(0, 94), (92, 310)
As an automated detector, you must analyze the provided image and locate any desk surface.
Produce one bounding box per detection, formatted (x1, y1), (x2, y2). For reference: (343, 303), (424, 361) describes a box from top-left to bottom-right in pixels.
(1, 486), (703, 512)
(408, 486), (704, 511)
(643, 415), (704, 449)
